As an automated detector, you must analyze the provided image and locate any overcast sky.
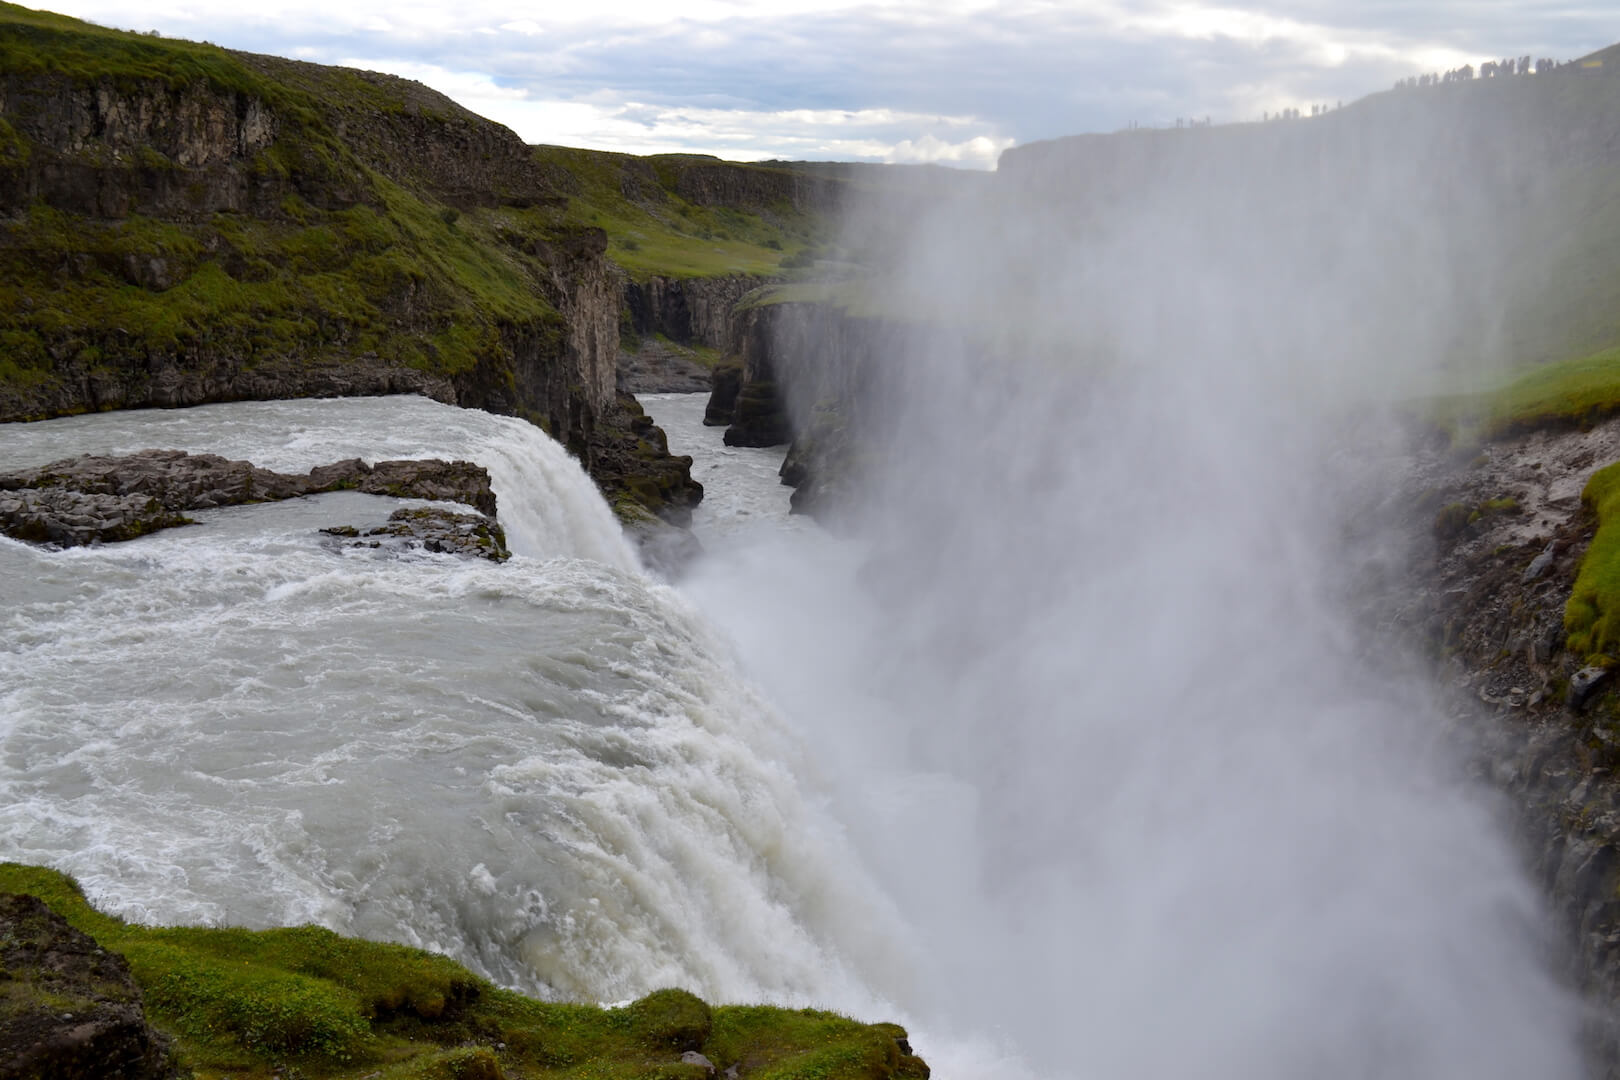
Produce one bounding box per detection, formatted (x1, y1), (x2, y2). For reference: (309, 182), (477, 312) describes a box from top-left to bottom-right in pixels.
(33, 1), (1617, 168)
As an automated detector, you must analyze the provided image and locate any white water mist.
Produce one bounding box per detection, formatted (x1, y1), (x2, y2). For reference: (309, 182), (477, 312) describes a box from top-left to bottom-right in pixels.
(679, 112), (1588, 1077)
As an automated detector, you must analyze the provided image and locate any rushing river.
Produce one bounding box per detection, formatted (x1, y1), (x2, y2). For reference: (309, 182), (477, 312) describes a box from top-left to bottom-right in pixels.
(0, 391), (1590, 1079)
(0, 396), (906, 1021)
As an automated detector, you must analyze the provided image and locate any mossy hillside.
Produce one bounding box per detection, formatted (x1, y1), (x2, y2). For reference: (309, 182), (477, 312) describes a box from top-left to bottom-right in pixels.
(1566, 462), (1620, 663)
(0, 1), (277, 96)
(0, 863), (926, 1080)
(534, 146), (825, 281)
(0, 192), (567, 405)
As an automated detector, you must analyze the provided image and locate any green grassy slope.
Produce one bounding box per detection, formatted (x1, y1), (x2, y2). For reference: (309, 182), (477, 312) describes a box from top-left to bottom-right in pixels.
(1426, 345), (1620, 444)
(0, 189), (565, 402)
(0, 863), (928, 1080)
(533, 147), (829, 280)
(0, 2), (275, 92)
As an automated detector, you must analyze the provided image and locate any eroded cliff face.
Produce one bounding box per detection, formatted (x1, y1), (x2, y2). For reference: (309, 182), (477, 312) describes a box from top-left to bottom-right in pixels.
(1350, 415), (1620, 1075)
(0, 40), (697, 525)
(704, 299), (898, 518)
(623, 274), (769, 352)
(231, 53), (561, 211)
(669, 162), (843, 214)
(0, 72), (294, 217)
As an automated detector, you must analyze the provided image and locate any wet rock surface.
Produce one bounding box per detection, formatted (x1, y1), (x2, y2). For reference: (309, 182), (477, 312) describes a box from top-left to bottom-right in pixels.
(322, 507), (511, 562)
(0, 449), (499, 548)
(0, 893), (176, 1080)
(0, 488), (192, 546)
(704, 363), (743, 427)
(1355, 413), (1620, 1074)
(588, 393), (704, 528)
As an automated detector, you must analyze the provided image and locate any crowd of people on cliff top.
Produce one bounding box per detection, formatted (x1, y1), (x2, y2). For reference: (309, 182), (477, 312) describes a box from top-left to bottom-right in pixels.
(1136, 47), (1604, 135)
(1393, 54), (1590, 91)
(1259, 53), (1598, 125)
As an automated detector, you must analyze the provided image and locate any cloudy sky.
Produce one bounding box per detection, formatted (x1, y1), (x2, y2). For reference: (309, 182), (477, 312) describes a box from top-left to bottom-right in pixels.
(33, 1), (1617, 168)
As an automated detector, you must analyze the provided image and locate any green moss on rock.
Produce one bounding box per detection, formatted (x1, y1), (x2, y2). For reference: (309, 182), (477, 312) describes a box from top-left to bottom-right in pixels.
(1567, 462), (1620, 660)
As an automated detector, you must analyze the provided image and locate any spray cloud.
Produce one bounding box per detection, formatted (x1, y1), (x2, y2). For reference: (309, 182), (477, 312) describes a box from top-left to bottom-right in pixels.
(698, 92), (1590, 1078)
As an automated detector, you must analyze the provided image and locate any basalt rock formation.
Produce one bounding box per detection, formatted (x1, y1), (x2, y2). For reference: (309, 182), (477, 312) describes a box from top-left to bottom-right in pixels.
(623, 274), (768, 355)
(703, 298), (900, 517)
(322, 507), (511, 562)
(0, 448), (500, 547)
(618, 273), (770, 394)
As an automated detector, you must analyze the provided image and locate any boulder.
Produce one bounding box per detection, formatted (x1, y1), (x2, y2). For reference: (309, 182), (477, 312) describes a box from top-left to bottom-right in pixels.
(681, 1050), (717, 1075)
(322, 507), (511, 562)
(0, 893), (176, 1079)
(1572, 665), (1611, 709)
(1523, 539), (1559, 583)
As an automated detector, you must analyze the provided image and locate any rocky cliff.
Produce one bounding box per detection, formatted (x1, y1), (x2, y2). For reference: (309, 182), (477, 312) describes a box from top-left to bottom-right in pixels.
(1346, 412), (1620, 1073)
(702, 296), (905, 519)
(666, 159), (846, 213)
(623, 272), (769, 352)
(0, 4), (697, 528)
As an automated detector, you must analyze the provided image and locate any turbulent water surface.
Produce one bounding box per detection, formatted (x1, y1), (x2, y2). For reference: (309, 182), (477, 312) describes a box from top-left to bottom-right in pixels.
(0, 396), (900, 1016)
(0, 390), (1590, 1079)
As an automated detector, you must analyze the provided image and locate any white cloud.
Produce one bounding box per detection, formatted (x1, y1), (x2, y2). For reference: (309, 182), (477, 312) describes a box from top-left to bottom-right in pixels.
(311, 51), (1018, 166)
(338, 58), (532, 103)
(886, 133), (1015, 168)
(27, 1), (1618, 166)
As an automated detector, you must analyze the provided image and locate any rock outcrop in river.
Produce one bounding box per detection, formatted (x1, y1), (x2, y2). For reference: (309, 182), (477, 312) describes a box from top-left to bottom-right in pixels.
(0, 448), (503, 552)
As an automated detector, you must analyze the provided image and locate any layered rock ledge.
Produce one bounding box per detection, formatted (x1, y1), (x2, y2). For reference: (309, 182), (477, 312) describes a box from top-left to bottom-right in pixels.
(0, 449), (498, 548)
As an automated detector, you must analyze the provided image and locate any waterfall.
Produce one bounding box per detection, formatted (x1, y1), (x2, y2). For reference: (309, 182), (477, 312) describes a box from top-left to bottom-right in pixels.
(0, 396), (902, 1019)
(0, 378), (1593, 1079)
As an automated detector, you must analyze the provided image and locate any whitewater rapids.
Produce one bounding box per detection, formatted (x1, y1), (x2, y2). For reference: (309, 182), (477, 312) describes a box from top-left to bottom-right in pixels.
(0, 395), (906, 1016)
